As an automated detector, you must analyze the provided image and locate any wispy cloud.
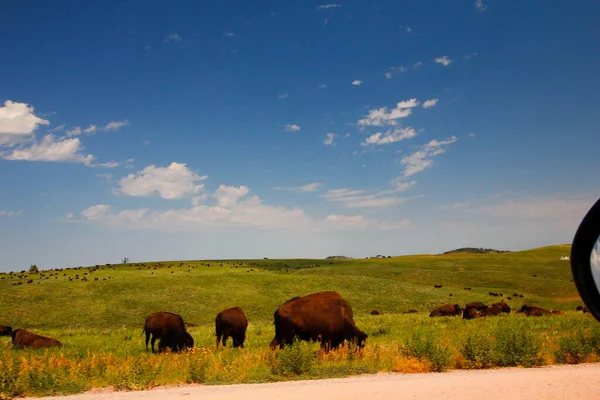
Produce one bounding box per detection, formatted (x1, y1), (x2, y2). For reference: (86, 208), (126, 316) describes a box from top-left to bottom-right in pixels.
(385, 66), (405, 80)
(163, 33), (182, 43)
(413, 61), (422, 69)
(323, 132), (337, 146)
(434, 56), (453, 66)
(469, 132), (476, 138)
(0, 210), (22, 217)
(464, 52), (478, 59)
(362, 127), (417, 146)
(278, 94), (289, 100)
(323, 187), (417, 208)
(273, 183), (323, 193)
(352, 80), (363, 86)
(66, 120), (129, 136)
(357, 98), (419, 127)
(317, 4), (342, 9)
(284, 124), (301, 132)
(438, 202), (470, 211)
(400, 136), (457, 177)
(474, 0), (487, 12)
(422, 98), (439, 109)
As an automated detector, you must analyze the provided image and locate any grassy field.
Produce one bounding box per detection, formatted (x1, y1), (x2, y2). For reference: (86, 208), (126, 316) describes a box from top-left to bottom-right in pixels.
(1, 244), (598, 399)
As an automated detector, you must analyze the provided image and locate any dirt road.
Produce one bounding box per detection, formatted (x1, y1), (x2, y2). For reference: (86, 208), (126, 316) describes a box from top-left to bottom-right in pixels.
(27, 363), (600, 400)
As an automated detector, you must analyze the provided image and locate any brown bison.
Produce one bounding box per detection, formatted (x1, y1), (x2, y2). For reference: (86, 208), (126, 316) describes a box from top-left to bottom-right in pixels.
(462, 307), (479, 320)
(478, 306), (503, 317)
(492, 302), (511, 314)
(0, 325), (62, 349)
(370, 310), (381, 316)
(215, 307), (248, 349)
(143, 312), (194, 353)
(465, 302), (488, 311)
(516, 305), (552, 317)
(429, 304), (462, 317)
(269, 291), (367, 352)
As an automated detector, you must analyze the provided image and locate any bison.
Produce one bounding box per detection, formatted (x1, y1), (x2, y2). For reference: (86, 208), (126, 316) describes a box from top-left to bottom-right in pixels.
(215, 307), (248, 349)
(429, 304), (462, 317)
(370, 310), (381, 316)
(269, 291), (367, 352)
(516, 305), (552, 317)
(462, 307), (479, 320)
(465, 302), (488, 311)
(143, 312), (193, 353)
(492, 302), (511, 314)
(478, 306), (503, 317)
(0, 325), (62, 349)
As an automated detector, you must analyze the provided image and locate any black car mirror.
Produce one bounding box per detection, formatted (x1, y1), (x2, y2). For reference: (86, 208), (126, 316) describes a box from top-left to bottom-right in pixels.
(571, 197), (600, 322)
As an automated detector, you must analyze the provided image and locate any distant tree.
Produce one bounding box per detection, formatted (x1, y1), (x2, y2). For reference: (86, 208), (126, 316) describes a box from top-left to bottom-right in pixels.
(29, 264), (39, 273)
(122, 257), (129, 264)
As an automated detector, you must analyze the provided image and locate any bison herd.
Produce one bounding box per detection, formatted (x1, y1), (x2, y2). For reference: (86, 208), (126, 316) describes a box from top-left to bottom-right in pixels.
(1, 291), (367, 354)
(1, 289), (592, 353)
(427, 301), (573, 319)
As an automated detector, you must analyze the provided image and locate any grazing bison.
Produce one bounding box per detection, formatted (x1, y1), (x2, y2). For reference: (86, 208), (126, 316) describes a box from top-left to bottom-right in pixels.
(0, 325), (62, 349)
(462, 307), (479, 320)
(576, 305), (589, 313)
(478, 306), (503, 317)
(143, 312), (193, 353)
(492, 302), (511, 314)
(370, 310), (381, 316)
(516, 305), (552, 317)
(465, 302), (488, 311)
(215, 307), (248, 349)
(269, 291), (367, 352)
(429, 304), (462, 317)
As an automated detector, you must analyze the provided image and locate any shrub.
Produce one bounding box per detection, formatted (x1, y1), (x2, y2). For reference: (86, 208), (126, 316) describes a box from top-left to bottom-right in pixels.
(494, 324), (542, 367)
(555, 331), (595, 364)
(402, 330), (452, 372)
(461, 332), (494, 368)
(271, 340), (316, 376)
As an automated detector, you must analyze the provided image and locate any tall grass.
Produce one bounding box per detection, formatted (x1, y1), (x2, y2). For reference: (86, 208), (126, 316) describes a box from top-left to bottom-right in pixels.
(1, 313), (598, 399)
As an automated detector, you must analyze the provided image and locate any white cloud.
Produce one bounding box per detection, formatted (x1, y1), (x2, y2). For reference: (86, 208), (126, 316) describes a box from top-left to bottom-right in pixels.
(49, 124), (65, 132)
(0, 210), (22, 217)
(474, 0), (487, 12)
(401, 136), (457, 177)
(362, 127), (417, 146)
(0, 100), (50, 145)
(438, 203), (470, 211)
(422, 99), (439, 109)
(325, 214), (370, 228)
(469, 132), (476, 137)
(464, 52), (478, 59)
(226, 32), (235, 37)
(1, 134), (95, 165)
(406, 27), (412, 33)
(384, 72), (393, 80)
(317, 4), (342, 9)
(357, 99), (419, 127)
(118, 162), (208, 200)
(319, 84), (327, 89)
(97, 161), (119, 168)
(84, 125), (97, 134)
(104, 120), (129, 131)
(273, 183), (323, 193)
(66, 126), (82, 136)
(413, 61), (422, 69)
(65, 212), (75, 219)
(278, 94), (289, 100)
(323, 187), (411, 208)
(163, 33), (182, 43)
(352, 80), (363, 86)
(285, 124), (301, 132)
(434, 56), (453, 66)
(389, 178), (417, 191)
(323, 132), (337, 146)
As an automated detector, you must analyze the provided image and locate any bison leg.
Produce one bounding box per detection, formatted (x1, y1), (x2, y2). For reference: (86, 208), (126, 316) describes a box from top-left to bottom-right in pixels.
(150, 335), (157, 353)
(216, 333), (221, 350)
(145, 331), (151, 351)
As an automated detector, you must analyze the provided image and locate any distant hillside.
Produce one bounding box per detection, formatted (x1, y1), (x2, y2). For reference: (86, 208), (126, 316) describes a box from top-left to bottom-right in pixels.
(443, 247), (511, 255)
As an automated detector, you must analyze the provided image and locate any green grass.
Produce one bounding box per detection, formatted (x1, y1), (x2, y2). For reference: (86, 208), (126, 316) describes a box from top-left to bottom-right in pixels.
(0, 245), (579, 329)
(1, 244), (596, 399)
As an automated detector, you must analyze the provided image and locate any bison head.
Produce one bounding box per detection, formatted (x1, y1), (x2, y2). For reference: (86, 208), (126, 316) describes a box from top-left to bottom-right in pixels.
(0, 325), (12, 337)
(183, 331), (194, 349)
(269, 337), (280, 350)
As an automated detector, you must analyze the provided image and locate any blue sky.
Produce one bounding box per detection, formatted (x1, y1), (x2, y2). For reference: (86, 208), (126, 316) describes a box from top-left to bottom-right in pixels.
(1, 0), (599, 271)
